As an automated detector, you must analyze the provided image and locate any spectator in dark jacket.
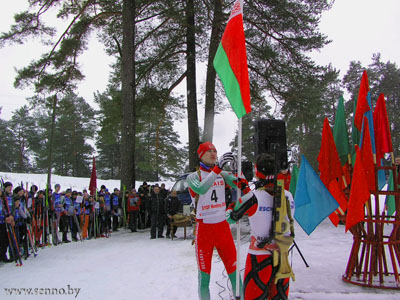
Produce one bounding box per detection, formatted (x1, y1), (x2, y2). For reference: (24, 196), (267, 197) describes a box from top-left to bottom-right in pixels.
(159, 183), (168, 201)
(165, 190), (182, 238)
(149, 186), (166, 239)
(138, 182), (150, 229)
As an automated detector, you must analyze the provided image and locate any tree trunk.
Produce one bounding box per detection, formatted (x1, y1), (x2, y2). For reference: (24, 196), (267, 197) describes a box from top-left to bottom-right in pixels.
(120, 0), (136, 189)
(47, 95), (58, 187)
(186, 0), (200, 171)
(17, 133), (24, 172)
(203, 0), (224, 142)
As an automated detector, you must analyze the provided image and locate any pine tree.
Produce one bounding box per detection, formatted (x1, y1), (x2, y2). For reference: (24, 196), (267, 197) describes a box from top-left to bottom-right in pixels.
(31, 93), (96, 177)
(95, 88), (122, 179)
(281, 68), (342, 168)
(8, 105), (40, 172)
(0, 111), (18, 171)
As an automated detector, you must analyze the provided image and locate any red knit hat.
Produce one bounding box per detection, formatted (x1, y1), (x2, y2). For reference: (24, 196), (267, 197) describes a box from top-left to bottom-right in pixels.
(197, 142), (217, 159)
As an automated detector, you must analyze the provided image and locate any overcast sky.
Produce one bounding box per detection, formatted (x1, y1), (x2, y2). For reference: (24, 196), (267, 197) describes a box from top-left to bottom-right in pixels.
(1, 0), (399, 156)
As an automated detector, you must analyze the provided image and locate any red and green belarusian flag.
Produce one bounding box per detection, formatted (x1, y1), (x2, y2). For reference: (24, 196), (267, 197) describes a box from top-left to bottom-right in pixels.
(213, 0), (251, 119)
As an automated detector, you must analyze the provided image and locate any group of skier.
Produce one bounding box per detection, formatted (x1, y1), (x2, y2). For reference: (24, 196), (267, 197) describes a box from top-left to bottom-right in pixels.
(0, 180), (176, 266)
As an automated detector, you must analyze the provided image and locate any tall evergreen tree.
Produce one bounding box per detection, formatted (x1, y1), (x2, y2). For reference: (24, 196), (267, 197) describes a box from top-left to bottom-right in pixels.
(0, 110), (18, 172)
(96, 85), (187, 180)
(203, 0), (224, 142)
(95, 89), (122, 179)
(31, 93), (96, 177)
(8, 105), (40, 172)
(135, 86), (187, 180)
(281, 68), (342, 168)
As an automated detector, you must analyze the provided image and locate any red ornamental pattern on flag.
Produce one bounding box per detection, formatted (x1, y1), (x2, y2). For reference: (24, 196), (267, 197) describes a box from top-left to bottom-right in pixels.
(229, 0), (242, 20)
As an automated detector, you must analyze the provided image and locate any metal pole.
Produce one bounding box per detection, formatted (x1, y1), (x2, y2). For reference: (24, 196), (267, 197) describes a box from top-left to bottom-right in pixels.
(235, 117), (242, 299)
(289, 240), (309, 268)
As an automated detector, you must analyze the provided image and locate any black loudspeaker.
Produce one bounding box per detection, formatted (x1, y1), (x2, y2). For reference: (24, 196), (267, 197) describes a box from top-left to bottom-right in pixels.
(254, 119), (288, 171)
(241, 160), (254, 182)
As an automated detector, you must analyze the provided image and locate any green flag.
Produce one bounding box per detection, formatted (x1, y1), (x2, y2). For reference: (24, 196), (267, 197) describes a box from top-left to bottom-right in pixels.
(385, 170), (396, 216)
(289, 165), (300, 198)
(333, 96), (350, 165)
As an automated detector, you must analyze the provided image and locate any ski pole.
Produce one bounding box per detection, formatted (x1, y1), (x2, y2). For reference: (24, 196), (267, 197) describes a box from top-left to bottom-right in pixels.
(289, 240), (309, 267)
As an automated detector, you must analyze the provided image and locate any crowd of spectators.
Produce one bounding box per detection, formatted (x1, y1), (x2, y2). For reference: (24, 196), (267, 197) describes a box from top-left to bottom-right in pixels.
(0, 180), (183, 265)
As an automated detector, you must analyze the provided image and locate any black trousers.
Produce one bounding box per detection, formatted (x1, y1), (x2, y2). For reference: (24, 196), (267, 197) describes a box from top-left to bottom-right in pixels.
(15, 224), (27, 250)
(128, 211), (138, 231)
(71, 215), (80, 239)
(150, 214), (165, 238)
(0, 223), (9, 260)
(59, 215), (70, 233)
(105, 211), (112, 231)
(112, 212), (119, 230)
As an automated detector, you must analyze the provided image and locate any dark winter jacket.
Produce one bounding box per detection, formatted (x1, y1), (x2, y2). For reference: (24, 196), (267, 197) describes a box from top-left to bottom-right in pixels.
(159, 188), (168, 201)
(165, 196), (182, 216)
(149, 192), (166, 215)
(138, 186), (150, 199)
(138, 186), (150, 211)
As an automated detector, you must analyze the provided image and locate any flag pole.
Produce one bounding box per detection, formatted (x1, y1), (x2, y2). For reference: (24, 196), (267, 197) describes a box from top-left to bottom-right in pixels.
(235, 117), (242, 299)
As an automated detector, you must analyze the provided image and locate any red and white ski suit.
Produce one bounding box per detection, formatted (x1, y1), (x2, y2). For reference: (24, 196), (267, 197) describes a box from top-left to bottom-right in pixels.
(187, 165), (238, 276)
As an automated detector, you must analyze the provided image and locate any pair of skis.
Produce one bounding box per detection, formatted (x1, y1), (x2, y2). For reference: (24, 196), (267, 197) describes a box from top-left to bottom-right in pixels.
(5, 222), (23, 266)
(1, 183), (24, 266)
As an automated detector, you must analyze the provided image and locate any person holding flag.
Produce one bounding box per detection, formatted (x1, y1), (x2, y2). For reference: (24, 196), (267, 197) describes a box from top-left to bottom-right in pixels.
(213, 0), (251, 298)
(187, 142), (243, 300)
(226, 153), (295, 300)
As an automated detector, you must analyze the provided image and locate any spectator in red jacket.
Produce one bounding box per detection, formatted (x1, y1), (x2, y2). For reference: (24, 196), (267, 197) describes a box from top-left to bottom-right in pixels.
(127, 189), (141, 232)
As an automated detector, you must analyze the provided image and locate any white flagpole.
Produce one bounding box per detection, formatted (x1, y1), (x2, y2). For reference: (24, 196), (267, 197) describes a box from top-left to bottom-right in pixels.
(235, 117), (242, 299)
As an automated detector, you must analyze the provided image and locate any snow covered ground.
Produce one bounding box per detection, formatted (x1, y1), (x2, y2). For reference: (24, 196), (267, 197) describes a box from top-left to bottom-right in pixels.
(1, 218), (399, 300)
(1, 172), (399, 299)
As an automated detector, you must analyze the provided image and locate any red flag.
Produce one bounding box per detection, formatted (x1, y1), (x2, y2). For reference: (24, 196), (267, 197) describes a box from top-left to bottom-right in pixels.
(360, 117), (375, 192)
(340, 163), (351, 190)
(213, 0), (251, 118)
(373, 93), (393, 163)
(346, 146), (370, 232)
(328, 180), (348, 226)
(354, 70), (371, 131)
(317, 118), (343, 186)
(89, 156), (97, 196)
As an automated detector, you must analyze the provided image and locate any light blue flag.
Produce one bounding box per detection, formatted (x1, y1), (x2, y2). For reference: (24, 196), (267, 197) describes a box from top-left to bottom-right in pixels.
(294, 155), (339, 235)
(359, 92), (376, 153)
(378, 159), (386, 190)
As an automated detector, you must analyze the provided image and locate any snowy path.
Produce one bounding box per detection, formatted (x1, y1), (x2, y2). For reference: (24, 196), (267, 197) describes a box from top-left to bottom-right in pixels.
(1, 219), (399, 300)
